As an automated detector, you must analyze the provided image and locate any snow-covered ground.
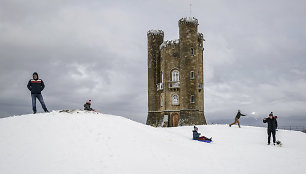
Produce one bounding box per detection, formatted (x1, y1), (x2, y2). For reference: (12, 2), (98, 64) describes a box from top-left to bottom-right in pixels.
(0, 111), (305, 174)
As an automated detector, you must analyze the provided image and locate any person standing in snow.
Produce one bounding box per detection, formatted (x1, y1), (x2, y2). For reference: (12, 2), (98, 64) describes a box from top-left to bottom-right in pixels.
(84, 100), (95, 111)
(229, 109), (247, 128)
(192, 126), (212, 141)
(263, 112), (278, 145)
(27, 72), (49, 114)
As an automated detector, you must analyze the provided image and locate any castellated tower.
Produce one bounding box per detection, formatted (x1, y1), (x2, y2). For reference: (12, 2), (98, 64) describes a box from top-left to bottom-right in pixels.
(147, 17), (207, 127)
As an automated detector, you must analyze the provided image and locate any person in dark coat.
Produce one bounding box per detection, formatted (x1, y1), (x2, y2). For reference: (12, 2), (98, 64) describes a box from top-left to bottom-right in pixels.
(263, 112), (278, 145)
(84, 100), (95, 111)
(229, 109), (247, 128)
(27, 72), (49, 114)
(192, 126), (212, 141)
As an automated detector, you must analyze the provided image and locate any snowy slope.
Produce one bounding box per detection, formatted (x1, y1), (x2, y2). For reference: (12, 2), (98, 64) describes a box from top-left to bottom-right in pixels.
(0, 111), (305, 174)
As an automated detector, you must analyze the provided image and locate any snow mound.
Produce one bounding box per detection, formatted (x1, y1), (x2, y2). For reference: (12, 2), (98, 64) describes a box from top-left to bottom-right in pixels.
(0, 111), (305, 174)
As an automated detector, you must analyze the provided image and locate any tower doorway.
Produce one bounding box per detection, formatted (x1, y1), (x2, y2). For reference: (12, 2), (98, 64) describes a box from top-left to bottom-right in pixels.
(171, 113), (179, 127)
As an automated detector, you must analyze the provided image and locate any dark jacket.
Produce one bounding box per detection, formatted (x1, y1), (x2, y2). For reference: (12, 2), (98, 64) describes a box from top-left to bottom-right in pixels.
(263, 117), (278, 130)
(27, 72), (45, 94)
(236, 111), (246, 119)
(193, 130), (201, 140)
(84, 103), (94, 111)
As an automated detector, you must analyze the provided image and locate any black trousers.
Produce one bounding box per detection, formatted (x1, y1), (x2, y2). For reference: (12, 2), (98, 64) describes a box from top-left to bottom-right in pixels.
(267, 129), (276, 144)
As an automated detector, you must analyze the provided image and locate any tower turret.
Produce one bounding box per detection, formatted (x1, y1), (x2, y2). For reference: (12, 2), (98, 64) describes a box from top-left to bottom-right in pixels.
(177, 17), (206, 125)
(178, 17), (199, 110)
(197, 33), (205, 113)
(147, 30), (164, 126)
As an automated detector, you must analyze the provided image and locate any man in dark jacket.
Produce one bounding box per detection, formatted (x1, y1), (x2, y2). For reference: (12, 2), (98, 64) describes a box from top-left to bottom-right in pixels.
(263, 112), (278, 145)
(229, 109), (246, 128)
(27, 72), (49, 114)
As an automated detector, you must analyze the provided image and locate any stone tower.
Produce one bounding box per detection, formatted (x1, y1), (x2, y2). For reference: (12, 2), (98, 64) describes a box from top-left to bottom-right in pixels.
(147, 17), (207, 127)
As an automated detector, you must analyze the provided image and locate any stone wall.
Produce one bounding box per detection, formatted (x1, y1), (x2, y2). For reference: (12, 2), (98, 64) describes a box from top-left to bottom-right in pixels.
(179, 110), (206, 126)
(146, 112), (162, 127)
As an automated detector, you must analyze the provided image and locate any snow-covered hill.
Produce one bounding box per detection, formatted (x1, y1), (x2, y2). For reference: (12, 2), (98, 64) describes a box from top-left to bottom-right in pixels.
(0, 111), (305, 174)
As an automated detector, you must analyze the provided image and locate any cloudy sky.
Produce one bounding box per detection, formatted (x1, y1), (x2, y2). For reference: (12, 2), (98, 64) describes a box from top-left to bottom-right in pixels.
(0, 0), (305, 127)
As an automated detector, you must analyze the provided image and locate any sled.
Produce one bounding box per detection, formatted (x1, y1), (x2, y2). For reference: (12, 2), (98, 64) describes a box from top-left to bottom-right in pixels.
(193, 139), (212, 143)
(197, 139), (212, 143)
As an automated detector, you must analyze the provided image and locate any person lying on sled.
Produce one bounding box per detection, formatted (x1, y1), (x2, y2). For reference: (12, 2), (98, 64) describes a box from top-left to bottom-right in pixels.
(192, 126), (212, 141)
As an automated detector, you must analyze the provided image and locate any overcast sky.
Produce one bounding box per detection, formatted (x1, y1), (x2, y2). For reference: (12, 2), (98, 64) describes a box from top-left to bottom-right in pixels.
(0, 0), (306, 126)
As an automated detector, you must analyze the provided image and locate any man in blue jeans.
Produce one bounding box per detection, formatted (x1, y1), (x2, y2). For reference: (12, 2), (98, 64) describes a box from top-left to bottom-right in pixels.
(27, 72), (49, 114)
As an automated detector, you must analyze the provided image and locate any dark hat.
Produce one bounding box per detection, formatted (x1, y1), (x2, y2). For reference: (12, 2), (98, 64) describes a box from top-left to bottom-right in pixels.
(33, 72), (39, 79)
(269, 112), (273, 116)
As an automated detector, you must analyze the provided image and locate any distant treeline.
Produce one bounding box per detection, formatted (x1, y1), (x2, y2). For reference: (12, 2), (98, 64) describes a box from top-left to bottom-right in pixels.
(278, 126), (306, 131)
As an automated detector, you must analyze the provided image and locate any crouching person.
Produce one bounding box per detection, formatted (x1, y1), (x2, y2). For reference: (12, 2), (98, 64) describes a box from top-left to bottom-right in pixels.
(192, 126), (212, 141)
(84, 100), (95, 111)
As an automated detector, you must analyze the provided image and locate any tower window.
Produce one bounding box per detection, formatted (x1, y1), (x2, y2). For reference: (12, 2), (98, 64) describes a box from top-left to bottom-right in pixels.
(190, 48), (194, 56)
(171, 70), (179, 82)
(172, 94), (179, 105)
(191, 95), (195, 103)
(161, 96), (163, 107)
(190, 71), (194, 79)
(161, 71), (163, 82)
(198, 72), (200, 81)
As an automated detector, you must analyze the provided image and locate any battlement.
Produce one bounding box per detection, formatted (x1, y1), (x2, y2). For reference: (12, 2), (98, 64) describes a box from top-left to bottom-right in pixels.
(160, 40), (179, 50)
(198, 33), (205, 41)
(179, 17), (198, 26)
(147, 30), (164, 37)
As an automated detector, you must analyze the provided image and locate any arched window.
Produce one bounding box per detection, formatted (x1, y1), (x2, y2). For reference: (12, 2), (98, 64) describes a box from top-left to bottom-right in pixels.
(172, 94), (179, 105)
(171, 70), (179, 82)
(190, 95), (195, 103)
(190, 71), (194, 79)
(190, 48), (194, 56)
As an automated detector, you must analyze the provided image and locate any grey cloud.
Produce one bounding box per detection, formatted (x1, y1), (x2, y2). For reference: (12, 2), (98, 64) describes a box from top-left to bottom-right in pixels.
(0, 0), (306, 126)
